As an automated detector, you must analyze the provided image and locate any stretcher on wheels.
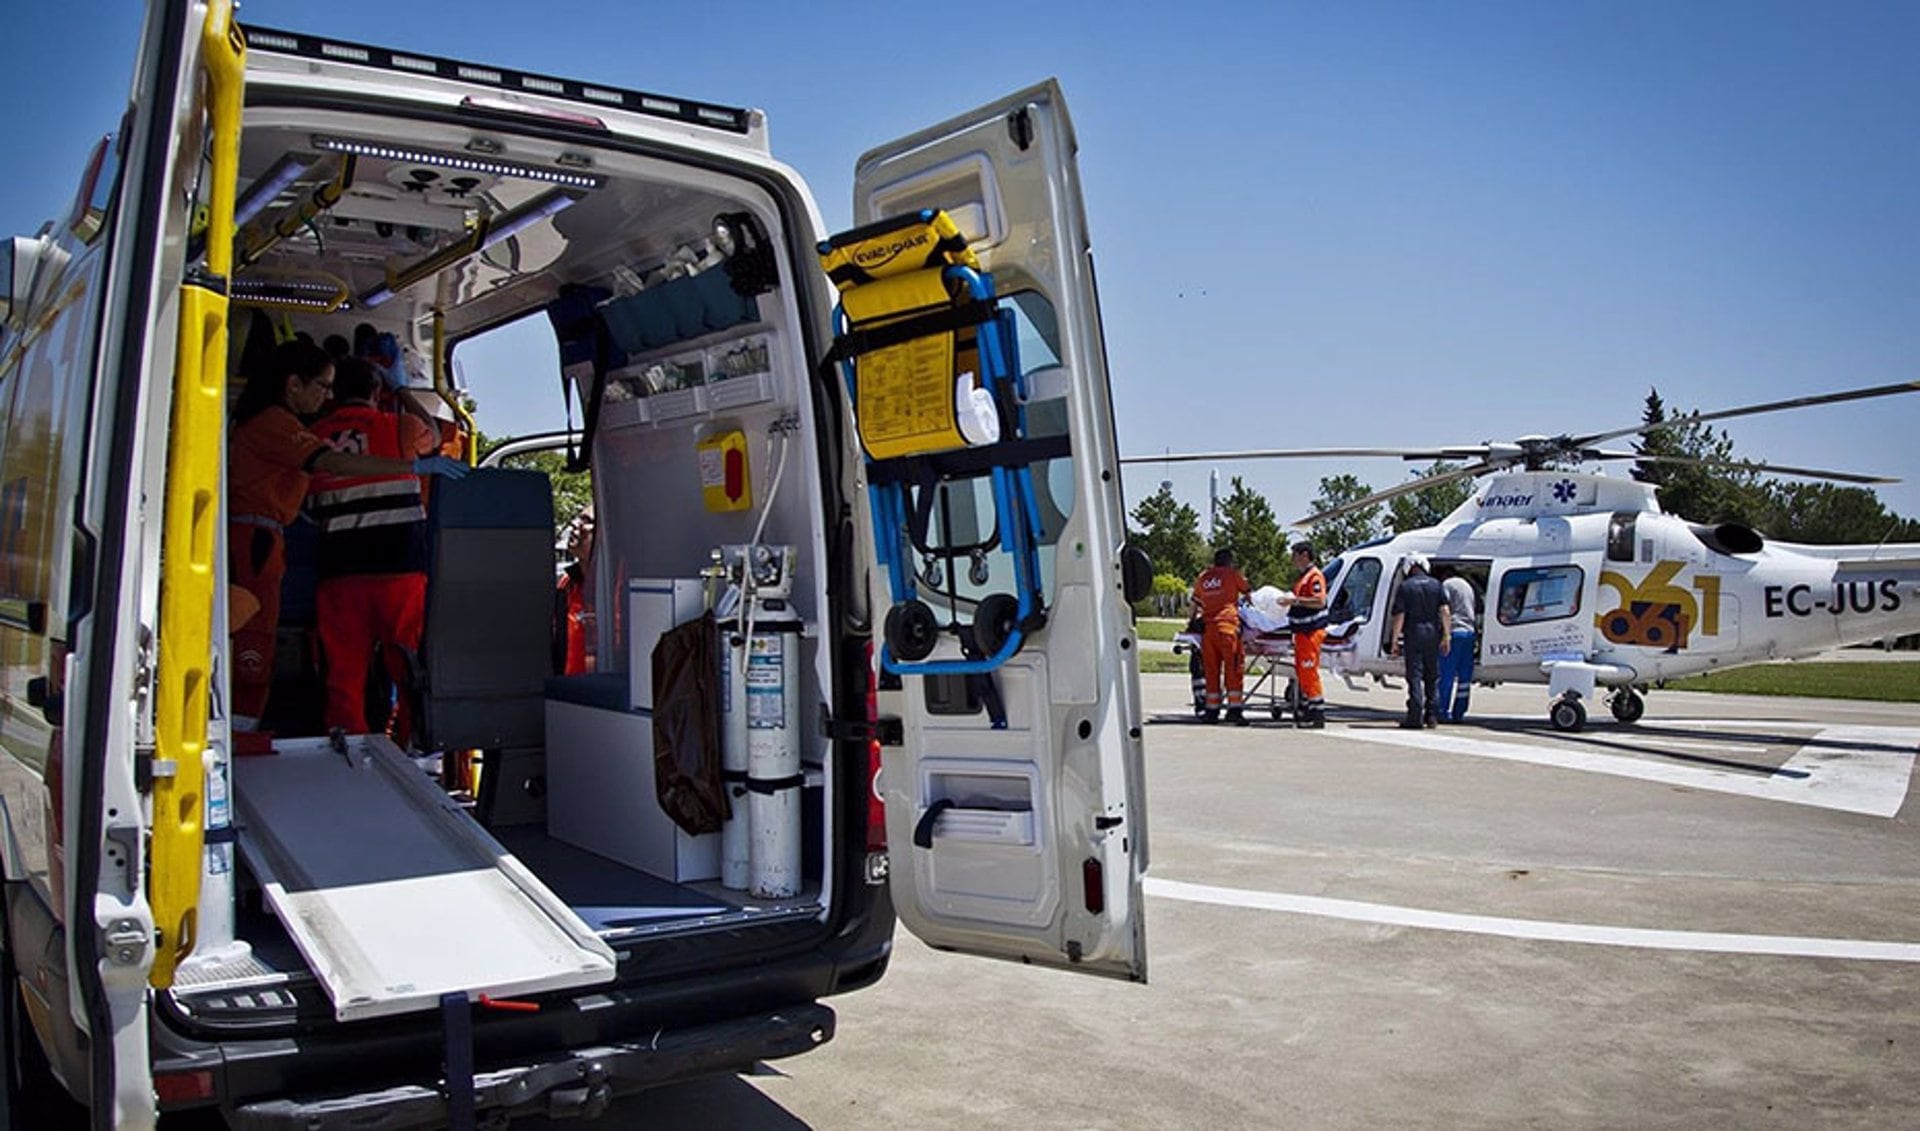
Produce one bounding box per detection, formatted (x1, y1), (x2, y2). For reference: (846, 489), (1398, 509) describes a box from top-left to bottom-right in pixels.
(819, 209), (1054, 676)
(1173, 608), (1366, 721)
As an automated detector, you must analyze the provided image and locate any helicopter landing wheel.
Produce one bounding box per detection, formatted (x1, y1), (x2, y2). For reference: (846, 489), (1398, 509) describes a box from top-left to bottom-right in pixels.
(1550, 695), (1587, 733)
(1610, 688), (1646, 725)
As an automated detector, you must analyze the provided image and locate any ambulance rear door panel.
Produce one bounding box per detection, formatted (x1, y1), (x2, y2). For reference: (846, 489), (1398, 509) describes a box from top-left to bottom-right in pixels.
(852, 81), (1147, 981)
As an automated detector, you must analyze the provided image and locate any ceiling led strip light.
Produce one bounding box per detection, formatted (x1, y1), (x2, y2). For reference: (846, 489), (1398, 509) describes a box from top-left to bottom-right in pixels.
(310, 135), (605, 190)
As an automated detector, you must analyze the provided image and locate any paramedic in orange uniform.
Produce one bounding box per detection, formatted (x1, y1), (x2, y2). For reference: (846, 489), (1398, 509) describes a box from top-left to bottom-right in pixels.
(307, 357), (470, 739)
(1193, 549), (1252, 725)
(554, 508), (595, 675)
(228, 341), (468, 730)
(1282, 541), (1329, 729)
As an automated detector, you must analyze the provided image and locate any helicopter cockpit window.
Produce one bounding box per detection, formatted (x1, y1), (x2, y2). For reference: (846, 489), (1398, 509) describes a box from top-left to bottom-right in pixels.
(1329, 556), (1382, 624)
(1606, 512), (1637, 563)
(1496, 564), (1584, 627)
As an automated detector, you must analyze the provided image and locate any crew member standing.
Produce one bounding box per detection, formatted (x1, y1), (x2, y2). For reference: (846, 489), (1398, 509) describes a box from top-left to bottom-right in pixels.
(554, 508), (596, 675)
(1436, 568), (1478, 722)
(229, 341), (466, 731)
(1193, 549), (1252, 725)
(1387, 553), (1451, 729)
(308, 357), (468, 740)
(1282, 541), (1329, 728)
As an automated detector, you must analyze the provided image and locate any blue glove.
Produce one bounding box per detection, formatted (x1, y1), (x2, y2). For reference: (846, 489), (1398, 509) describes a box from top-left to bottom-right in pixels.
(414, 455), (470, 479)
(375, 332), (408, 390)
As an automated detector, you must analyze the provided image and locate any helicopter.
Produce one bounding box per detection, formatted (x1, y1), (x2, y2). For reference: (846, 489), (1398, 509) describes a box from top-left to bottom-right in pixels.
(1123, 381), (1920, 731)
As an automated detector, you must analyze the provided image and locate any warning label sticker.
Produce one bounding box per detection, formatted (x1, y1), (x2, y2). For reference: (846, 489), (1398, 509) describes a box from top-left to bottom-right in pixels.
(747, 634), (785, 730)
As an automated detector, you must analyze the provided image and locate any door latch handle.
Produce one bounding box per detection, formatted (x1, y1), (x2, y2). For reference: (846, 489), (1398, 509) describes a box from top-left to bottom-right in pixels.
(911, 799), (957, 849)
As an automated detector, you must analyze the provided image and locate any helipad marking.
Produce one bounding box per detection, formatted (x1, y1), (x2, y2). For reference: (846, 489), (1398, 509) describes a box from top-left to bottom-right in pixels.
(1146, 877), (1920, 963)
(1327, 724), (1916, 817)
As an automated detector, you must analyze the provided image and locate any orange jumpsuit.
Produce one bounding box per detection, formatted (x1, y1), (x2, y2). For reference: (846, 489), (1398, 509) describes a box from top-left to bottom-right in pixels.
(228, 406), (330, 723)
(1193, 565), (1251, 712)
(1290, 565), (1329, 713)
(308, 403), (437, 738)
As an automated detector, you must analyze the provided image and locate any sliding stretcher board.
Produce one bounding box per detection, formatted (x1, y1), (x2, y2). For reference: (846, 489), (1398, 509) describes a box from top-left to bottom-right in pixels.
(233, 736), (617, 1022)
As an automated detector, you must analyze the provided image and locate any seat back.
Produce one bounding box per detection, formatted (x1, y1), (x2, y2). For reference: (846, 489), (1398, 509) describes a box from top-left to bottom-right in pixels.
(422, 469), (556, 750)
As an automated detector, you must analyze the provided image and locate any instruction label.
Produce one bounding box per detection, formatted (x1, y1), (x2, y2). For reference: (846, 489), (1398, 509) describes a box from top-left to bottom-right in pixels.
(746, 633), (786, 730)
(859, 336), (964, 459)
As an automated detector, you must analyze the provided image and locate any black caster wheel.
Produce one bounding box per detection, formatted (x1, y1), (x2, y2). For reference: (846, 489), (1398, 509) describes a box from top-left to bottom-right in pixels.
(884, 600), (941, 663)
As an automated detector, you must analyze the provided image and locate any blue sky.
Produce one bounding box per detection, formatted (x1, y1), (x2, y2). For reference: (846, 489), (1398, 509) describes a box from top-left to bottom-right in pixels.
(4, 1), (1916, 527)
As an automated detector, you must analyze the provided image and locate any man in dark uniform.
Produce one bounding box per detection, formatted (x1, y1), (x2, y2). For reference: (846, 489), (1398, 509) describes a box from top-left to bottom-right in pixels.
(1386, 553), (1452, 729)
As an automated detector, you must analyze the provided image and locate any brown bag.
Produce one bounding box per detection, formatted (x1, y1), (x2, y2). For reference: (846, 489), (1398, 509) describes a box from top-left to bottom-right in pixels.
(651, 612), (728, 835)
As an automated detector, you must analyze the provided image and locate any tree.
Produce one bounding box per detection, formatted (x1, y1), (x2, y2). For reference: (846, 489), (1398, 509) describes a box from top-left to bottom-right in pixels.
(1211, 476), (1287, 587)
(1762, 482), (1920, 545)
(1387, 460), (1475, 533)
(1128, 483), (1208, 581)
(1630, 387), (1767, 524)
(1306, 473), (1383, 560)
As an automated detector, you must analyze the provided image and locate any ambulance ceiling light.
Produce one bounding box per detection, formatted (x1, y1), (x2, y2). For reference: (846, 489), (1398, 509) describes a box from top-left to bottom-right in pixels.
(310, 135), (606, 190)
(234, 153), (320, 228)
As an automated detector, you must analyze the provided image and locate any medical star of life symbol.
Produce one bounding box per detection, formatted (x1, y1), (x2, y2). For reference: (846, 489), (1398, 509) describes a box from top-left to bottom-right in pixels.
(1552, 478), (1578, 503)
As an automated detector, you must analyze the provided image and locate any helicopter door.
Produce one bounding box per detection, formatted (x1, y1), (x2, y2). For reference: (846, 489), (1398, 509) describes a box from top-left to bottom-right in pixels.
(851, 80), (1148, 981)
(1480, 555), (1600, 673)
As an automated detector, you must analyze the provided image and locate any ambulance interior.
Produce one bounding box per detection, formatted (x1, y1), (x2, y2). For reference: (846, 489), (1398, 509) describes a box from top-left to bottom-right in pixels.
(192, 108), (849, 1007)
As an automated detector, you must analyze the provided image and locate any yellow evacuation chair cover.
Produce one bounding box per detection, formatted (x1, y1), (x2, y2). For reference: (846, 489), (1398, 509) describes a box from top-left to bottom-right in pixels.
(821, 212), (988, 461)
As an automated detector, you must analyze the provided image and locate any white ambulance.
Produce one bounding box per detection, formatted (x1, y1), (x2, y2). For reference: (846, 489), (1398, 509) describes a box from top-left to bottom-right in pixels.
(0, 1), (1147, 1126)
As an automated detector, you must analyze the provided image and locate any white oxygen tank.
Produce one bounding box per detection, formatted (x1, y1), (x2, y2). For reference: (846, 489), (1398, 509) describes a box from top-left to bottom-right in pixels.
(719, 626), (752, 891)
(744, 608), (803, 899)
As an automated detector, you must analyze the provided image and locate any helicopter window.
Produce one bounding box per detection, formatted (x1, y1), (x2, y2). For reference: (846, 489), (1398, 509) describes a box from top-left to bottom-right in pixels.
(1329, 557), (1382, 623)
(1495, 564), (1584, 627)
(1606, 512), (1637, 562)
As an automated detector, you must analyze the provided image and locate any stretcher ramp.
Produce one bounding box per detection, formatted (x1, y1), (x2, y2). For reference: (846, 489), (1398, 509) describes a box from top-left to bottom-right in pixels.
(234, 736), (617, 1022)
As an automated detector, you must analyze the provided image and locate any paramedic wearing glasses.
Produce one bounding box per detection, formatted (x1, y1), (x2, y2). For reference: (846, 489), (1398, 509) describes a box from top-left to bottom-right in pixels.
(307, 357), (470, 741)
(227, 341), (468, 731)
(1193, 549), (1252, 725)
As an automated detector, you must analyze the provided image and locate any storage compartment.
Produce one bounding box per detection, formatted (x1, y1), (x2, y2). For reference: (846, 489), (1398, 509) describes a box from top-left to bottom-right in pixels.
(545, 684), (721, 883)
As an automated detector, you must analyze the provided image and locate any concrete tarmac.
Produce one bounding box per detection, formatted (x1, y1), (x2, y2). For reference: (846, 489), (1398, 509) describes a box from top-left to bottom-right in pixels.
(559, 673), (1920, 1129)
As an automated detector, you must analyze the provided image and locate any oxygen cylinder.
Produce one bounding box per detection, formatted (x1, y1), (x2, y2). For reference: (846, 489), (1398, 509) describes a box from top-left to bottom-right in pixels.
(744, 609), (803, 899)
(719, 627), (752, 891)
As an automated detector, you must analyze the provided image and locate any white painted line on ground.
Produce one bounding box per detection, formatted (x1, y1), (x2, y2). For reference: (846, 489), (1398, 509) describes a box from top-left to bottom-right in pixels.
(1145, 877), (1920, 963)
(1326, 725), (1916, 817)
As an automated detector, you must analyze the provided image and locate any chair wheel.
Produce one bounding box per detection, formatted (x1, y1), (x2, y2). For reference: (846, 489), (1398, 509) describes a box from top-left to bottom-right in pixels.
(885, 600), (941, 663)
(972, 592), (1021, 659)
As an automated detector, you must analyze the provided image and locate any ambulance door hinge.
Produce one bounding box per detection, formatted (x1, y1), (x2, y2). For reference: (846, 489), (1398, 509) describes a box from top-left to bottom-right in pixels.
(822, 716), (903, 748)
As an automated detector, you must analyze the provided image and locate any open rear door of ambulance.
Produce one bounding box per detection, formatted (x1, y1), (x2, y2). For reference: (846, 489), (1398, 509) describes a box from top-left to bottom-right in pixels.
(64, 1), (241, 1125)
(851, 80), (1148, 981)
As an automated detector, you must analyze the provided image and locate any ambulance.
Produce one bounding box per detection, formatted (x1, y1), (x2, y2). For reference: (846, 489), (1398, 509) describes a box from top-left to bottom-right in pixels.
(0, 1), (1147, 1126)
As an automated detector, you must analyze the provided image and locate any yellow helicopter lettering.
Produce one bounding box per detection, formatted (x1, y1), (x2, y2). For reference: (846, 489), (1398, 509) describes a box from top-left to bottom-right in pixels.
(1598, 561), (1721, 649)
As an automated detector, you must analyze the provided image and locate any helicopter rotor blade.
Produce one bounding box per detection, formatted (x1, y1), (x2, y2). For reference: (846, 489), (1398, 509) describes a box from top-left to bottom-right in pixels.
(1572, 380), (1920, 450)
(1589, 452), (1898, 485)
(1293, 460), (1497, 527)
(1118, 447), (1484, 465)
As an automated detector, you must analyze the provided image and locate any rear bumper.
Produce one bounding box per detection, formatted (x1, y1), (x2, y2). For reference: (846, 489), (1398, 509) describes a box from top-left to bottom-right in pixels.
(221, 1002), (833, 1130)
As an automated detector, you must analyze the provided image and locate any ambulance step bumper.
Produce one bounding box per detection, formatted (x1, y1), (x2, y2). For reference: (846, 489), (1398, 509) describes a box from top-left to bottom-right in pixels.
(221, 1003), (835, 1130)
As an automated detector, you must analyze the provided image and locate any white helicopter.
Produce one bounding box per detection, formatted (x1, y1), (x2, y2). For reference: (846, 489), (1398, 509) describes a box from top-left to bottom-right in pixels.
(1125, 381), (1920, 730)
